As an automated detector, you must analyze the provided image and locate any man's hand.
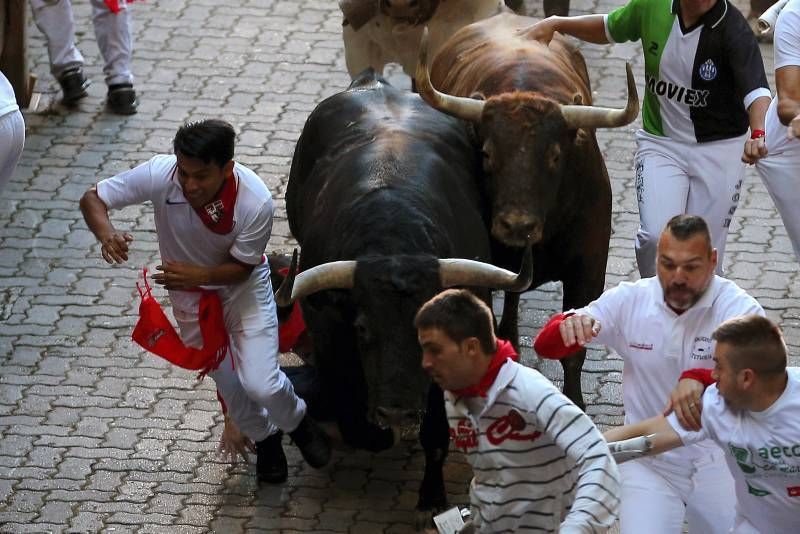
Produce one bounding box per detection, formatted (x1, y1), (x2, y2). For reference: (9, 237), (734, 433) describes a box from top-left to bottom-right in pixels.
(789, 113), (800, 138)
(663, 378), (704, 431)
(217, 416), (255, 464)
(100, 231), (134, 264)
(152, 261), (210, 290)
(517, 18), (558, 44)
(558, 313), (600, 347)
(741, 135), (768, 164)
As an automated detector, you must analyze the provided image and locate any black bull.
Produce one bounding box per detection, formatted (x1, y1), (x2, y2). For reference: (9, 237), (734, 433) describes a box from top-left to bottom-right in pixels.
(278, 69), (530, 513)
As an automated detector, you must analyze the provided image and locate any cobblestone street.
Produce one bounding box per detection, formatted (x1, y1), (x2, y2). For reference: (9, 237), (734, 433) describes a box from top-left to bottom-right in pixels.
(1, 0), (798, 532)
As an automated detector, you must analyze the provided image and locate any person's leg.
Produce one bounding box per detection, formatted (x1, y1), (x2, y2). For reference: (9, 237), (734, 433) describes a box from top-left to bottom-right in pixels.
(29, 0), (89, 103)
(232, 329), (306, 432)
(634, 132), (691, 277)
(619, 459), (689, 534)
(756, 149), (800, 261)
(686, 135), (747, 274)
(89, 0), (137, 114)
(685, 450), (737, 534)
(29, 0), (84, 78)
(89, 0), (133, 86)
(0, 110), (25, 192)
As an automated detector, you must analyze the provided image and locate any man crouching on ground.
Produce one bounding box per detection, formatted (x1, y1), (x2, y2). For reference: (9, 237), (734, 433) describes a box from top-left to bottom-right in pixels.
(415, 289), (620, 533)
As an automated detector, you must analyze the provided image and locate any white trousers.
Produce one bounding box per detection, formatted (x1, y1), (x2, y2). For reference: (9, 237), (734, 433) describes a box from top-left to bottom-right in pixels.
(175, 269), (306, 443)
(633, 130), (747, 277)
(0, 110), (25, 192)
(619, 451), (736, 534)
(30, 0), (134, 86)
(756, 145), (800, 262)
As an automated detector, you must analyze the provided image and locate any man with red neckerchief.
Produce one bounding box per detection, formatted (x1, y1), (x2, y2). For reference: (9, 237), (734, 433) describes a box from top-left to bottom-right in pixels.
(79, 119), (330, 484)
(415, 289), (619, 534)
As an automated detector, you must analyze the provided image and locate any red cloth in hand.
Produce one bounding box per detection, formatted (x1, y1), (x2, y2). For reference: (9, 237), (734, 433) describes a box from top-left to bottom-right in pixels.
(679, 368), (715, 387)
(533, 312), (583, 359)
(132, 269), (229, 378)
(452, 339), (519, 398)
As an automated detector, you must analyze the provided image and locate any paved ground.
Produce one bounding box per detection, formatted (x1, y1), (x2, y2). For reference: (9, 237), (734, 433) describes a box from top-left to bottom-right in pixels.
(1, 0), (797, 532)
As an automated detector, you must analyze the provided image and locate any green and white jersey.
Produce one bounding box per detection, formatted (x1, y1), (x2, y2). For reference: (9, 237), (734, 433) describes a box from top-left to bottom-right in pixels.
(605, 0), (771, 143)
(669, 368), (800, 534)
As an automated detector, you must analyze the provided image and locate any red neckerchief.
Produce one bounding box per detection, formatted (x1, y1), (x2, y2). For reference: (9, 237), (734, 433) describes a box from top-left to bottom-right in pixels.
(192, 172), (237, 234)
(277, 267), (308, 352)
(452, 339), (519, 398)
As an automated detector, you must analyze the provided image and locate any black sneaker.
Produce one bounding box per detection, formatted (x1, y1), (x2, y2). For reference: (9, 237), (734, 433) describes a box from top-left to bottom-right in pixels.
(289, 415), (331, 469)
(58, 67), (90, 105)
(106, 83), (138, 115)
(256, 431), (288, 484)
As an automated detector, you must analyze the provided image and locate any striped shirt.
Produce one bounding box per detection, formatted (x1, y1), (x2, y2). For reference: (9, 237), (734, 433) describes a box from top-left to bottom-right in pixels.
(445, 361), (620, 533)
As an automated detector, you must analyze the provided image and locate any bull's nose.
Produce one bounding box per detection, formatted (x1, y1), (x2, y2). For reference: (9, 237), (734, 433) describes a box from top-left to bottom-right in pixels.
(493, 211), (543, 245)
(375, 407), (420, 427)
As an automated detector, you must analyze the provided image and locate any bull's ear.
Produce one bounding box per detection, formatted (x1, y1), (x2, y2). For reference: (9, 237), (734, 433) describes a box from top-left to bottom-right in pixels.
(469, 92), (486, 101)
(572, 93), (583, 105)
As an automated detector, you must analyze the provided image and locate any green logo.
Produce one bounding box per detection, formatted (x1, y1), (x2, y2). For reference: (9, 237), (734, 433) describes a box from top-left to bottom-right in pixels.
(730, 444), (756, 474)
(746, 481), (771, 497)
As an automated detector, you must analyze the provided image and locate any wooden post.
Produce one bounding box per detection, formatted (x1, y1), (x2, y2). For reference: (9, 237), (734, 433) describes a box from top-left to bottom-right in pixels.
(0, 0), (37, 109)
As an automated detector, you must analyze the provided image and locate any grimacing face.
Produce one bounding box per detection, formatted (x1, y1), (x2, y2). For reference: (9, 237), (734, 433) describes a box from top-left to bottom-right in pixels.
(656, 231), (717, 312)
(175, 152), (232, 209)
(711, 342), (746, 410)
(419, 327), (482, 391)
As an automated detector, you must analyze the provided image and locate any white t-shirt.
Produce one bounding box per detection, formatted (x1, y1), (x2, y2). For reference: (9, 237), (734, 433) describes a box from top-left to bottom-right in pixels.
(0, 71), (19, 118)
(765, 0), (800, 156)
(97, 154), (275, 323)
(579, 276), (763, 463)
(669, 368), (800, 534)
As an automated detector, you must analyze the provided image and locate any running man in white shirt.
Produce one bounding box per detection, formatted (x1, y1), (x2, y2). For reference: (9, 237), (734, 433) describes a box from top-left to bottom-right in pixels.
(79, 119), (330, 484)
(416, 289), (620, 534)
(606, 314), (800, 534)
(756, 0), (800, 260)
(533, 214), (764, 534)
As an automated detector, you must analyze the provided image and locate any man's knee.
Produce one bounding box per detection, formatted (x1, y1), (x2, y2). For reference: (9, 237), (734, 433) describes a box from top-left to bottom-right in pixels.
(240, 370), (288, 405)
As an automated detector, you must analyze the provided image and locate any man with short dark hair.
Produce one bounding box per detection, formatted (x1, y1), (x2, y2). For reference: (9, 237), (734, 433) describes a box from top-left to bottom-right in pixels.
(416, 289), (620, 534)
(605, 314), (800, 534)
(79, 119), (330, 484)
(534, 214), (764, 533)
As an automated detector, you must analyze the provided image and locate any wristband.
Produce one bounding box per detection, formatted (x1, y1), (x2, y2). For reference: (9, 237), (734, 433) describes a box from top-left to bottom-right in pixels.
(751, 129), (765, 139)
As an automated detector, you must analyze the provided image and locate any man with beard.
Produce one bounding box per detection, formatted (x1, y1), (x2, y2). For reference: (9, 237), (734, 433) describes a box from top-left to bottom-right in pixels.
(605, 315), (800, 534)
(533, 214), (764, 534)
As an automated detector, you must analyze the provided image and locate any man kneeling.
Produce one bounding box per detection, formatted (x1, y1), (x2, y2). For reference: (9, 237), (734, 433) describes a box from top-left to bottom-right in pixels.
(415, 289), (620, 533)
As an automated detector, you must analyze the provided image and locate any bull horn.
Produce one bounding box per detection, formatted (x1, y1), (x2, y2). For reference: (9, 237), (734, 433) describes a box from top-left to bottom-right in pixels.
(439, 246), (532, 292)
(559, 62), (640, 130)
(274, 249), (357, 305)
(415, 27), (485, 123)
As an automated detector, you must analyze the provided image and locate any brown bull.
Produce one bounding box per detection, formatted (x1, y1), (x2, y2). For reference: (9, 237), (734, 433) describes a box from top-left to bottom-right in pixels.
(416, 13), (639, 408)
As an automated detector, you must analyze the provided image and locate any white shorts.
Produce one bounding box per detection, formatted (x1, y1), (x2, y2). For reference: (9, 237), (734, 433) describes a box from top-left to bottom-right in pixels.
(633, 130), (747, 277)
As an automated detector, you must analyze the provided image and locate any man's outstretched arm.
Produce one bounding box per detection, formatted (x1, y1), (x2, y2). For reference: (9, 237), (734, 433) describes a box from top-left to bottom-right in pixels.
(80, 187), (133, 264)
(604, 415), (684, 463)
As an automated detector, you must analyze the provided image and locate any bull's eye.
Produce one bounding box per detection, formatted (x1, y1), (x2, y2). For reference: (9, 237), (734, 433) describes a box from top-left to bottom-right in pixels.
(354, 317), (372, 345)
(547, 145), (561, 170)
